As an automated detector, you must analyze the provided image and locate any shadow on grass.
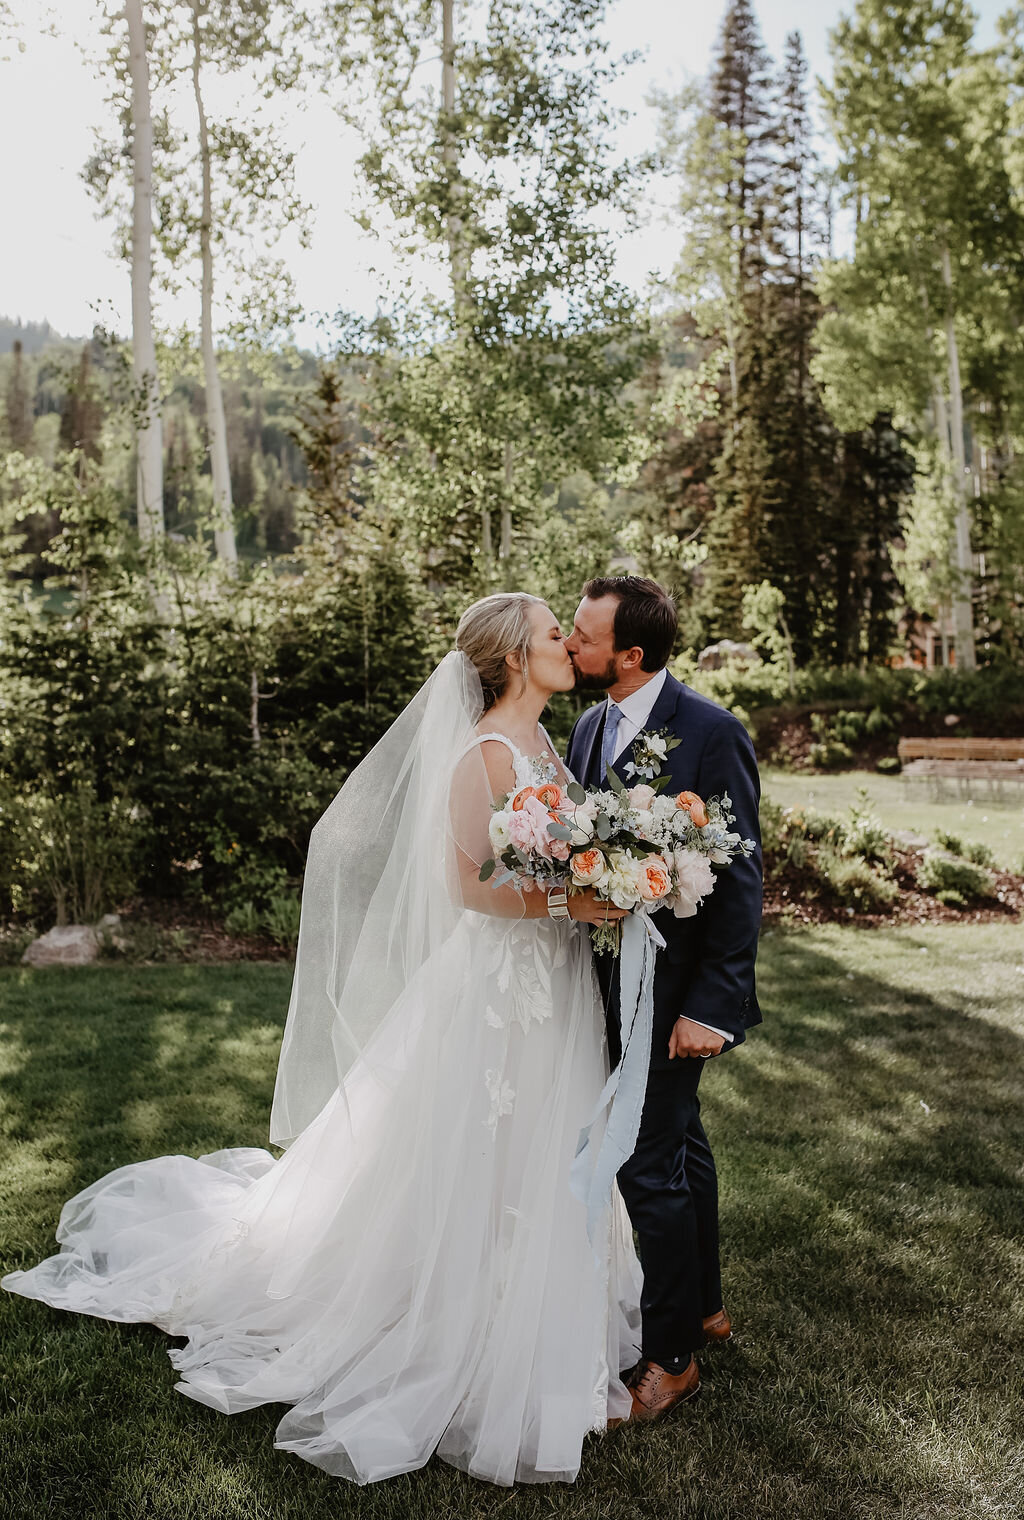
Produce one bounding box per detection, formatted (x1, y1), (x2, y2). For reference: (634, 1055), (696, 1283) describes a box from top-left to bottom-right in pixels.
(0, 964), (292, 1216)
(1, 937), (1023, 1520)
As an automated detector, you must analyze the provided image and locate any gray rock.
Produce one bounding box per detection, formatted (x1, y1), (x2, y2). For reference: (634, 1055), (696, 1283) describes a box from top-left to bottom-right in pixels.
(21, 918), (120, 968)
(697, 640), (762, 672)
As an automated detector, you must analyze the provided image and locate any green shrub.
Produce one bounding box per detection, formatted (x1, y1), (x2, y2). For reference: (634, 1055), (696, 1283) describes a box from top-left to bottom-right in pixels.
(876, 756), (901, 774)
(224, 901), (262, 937)
(807, 739), (855, 770)
(263, 893), (301, 949)
(0, 923), (36, 966)
(680, 660), (1024, 721)
(816, 847), (899, 910)
(5, 785), (142, 925)
(843, 791), (893, 865)
(932, 830), (996, 868)
(917, 851), (996, 901)
(935, 888), (968, 909)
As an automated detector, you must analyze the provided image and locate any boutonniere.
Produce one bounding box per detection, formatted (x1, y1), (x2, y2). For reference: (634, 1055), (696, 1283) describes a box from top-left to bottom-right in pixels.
(623, 726), (682, 786)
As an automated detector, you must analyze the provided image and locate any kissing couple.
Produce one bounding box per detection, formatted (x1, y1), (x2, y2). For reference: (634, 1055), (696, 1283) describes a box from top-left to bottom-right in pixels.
(4, 575), (763, 1487)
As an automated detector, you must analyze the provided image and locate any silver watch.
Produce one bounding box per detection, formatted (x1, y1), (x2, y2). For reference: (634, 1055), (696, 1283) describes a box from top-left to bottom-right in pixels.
(546, 885), (570, 920)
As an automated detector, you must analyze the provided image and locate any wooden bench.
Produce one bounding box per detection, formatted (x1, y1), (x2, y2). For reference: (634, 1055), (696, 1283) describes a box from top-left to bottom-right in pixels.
(897, 736), (1024, 800)
(898, 737), (1024, 762)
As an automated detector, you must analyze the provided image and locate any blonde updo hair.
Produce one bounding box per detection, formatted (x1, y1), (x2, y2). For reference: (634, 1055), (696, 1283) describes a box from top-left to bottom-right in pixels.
(456, 592), (548, 713)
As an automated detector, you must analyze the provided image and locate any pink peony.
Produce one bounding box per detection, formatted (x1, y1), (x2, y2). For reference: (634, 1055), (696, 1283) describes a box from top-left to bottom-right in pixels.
(508, 810), (536, 851)
(670, 849), (716, 917)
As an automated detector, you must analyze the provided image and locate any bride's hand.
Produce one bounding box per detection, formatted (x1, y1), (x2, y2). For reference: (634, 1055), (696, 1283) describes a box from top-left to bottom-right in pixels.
(567, 890), (629, 926)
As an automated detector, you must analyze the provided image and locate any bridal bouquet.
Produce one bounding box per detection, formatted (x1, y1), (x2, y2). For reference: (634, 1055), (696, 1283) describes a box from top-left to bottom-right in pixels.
(480, 770), (755, 955)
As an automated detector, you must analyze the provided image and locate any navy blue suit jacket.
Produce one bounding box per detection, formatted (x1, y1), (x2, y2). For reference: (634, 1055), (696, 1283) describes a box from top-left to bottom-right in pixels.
(565, 672), (763, 1054)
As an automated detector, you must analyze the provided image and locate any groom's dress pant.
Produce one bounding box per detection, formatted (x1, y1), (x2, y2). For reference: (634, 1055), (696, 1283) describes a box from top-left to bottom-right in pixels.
(603, 957), (723, 1371)
(616, 1061), (721, 1371)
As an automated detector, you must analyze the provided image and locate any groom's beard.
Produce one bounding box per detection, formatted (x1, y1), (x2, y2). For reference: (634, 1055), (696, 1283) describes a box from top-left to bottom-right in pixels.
(571, 657), (619, 693)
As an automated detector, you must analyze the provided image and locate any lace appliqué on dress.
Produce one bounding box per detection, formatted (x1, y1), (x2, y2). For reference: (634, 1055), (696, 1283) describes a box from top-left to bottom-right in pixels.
(484, 1070), (516, 1135)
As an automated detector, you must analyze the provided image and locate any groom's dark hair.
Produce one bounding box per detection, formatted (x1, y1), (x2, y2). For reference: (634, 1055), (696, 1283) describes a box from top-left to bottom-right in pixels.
(582, 576), (677, 672)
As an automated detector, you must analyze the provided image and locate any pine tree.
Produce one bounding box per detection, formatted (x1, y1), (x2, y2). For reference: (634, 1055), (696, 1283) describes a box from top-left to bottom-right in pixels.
(5, 339), (33, 452)
(693, 0), (778, 638)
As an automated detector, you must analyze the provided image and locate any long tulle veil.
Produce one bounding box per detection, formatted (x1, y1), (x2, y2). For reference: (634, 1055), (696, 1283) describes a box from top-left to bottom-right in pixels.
(270, 649), (503, 1146)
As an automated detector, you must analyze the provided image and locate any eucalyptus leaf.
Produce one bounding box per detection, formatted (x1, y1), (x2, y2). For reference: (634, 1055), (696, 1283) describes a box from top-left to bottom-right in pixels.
(605, 764), (626, 796)
(478, 858), (496, 882)
(547, 822), (573, 841)
(566, 782), (586, 804)
(596, 813), (612, 840)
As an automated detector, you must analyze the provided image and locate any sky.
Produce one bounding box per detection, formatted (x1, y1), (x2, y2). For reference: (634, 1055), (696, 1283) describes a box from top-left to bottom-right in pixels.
(0, 0), (1009, 349)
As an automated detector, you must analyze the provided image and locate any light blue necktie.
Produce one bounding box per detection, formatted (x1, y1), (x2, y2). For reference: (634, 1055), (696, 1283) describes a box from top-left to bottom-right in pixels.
(600, 702), (623, 783)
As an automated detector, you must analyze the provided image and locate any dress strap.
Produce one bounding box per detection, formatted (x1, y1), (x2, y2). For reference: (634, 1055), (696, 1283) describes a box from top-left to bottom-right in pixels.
(473, 731), (520, 758)
(456, 732), (524, 771)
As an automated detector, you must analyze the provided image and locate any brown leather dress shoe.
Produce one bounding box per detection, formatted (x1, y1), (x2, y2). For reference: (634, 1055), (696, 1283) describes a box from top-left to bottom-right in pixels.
(622, 1356), (701, 1423)
(703, 1307), (733, 1343)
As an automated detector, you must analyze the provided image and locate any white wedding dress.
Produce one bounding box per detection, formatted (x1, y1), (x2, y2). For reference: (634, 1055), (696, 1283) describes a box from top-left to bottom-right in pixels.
(4, 737), (642, 1487)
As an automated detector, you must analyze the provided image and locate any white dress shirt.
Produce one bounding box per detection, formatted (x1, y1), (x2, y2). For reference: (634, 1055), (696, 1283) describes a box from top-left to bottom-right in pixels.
(605, 669), (733, 1048)
(605, 668), (668, 762)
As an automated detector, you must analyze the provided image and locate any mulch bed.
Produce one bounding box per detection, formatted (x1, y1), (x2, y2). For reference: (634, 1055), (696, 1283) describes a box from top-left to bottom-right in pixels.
(7, 863), (1020, 970)
(763, 845), (1024, 929)
(108, 898), (293, 963)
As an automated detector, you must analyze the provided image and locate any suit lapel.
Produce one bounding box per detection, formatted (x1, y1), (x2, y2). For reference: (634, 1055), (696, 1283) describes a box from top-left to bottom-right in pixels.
(567, 702), (606, 788)
(585, 705), (607, 788)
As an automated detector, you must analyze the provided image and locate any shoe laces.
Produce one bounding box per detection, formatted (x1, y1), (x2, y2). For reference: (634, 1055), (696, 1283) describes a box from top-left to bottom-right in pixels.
(630, 1360), (663, 1397)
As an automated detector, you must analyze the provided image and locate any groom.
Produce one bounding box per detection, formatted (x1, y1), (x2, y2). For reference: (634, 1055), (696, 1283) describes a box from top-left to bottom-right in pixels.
(564, 576), (762, 1422)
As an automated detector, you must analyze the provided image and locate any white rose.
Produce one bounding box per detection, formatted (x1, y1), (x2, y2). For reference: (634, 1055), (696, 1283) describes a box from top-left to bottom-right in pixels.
(566, 808), (595, 844)
(488, 810), (512, 854)
(627, 784), (657, 811)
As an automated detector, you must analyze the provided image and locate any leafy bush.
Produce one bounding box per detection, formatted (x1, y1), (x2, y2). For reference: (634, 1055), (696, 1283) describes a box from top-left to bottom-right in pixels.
(842, 791), (893, 865)
(0, 923), (36, 966)
(816, 847), (899, 910)
(876, 756), (901, 774)
(224, 901), (262, 938)
(5, 784), (142, 924)
(807, 738), (854, 770)
(806, 710), (891, 770)
(761, 794), (898, 911)
(917, 851), (996, 901)
(679, 660), (1024, 721)
(931, 830), (996, 868)
(263, 893), (302, 948)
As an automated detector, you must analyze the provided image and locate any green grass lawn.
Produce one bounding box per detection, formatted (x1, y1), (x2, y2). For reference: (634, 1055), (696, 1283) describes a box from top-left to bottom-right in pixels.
(2, 930), (1023, 1520)
(763, 767), (1024, 870)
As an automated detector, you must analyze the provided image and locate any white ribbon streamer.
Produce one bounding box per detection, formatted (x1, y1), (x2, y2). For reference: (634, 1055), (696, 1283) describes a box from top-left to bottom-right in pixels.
(569, 910), (666, 1243)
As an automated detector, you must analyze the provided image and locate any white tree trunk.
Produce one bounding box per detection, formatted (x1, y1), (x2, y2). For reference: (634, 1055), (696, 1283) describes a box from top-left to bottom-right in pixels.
(192, 0), (237, 569)
(500, 440), (513, 559)
(939, 243), (975, 670)
(126, 0), (164, 544)
(441, 0), (469, 319)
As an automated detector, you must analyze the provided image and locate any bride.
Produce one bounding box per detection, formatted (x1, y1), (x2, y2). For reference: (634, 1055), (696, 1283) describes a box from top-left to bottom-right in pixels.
(4, 592), (644, 1487)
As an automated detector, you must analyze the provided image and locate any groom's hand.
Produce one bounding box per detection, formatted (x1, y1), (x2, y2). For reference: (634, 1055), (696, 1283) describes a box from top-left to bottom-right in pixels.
(668, 1017), (725, 1060)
